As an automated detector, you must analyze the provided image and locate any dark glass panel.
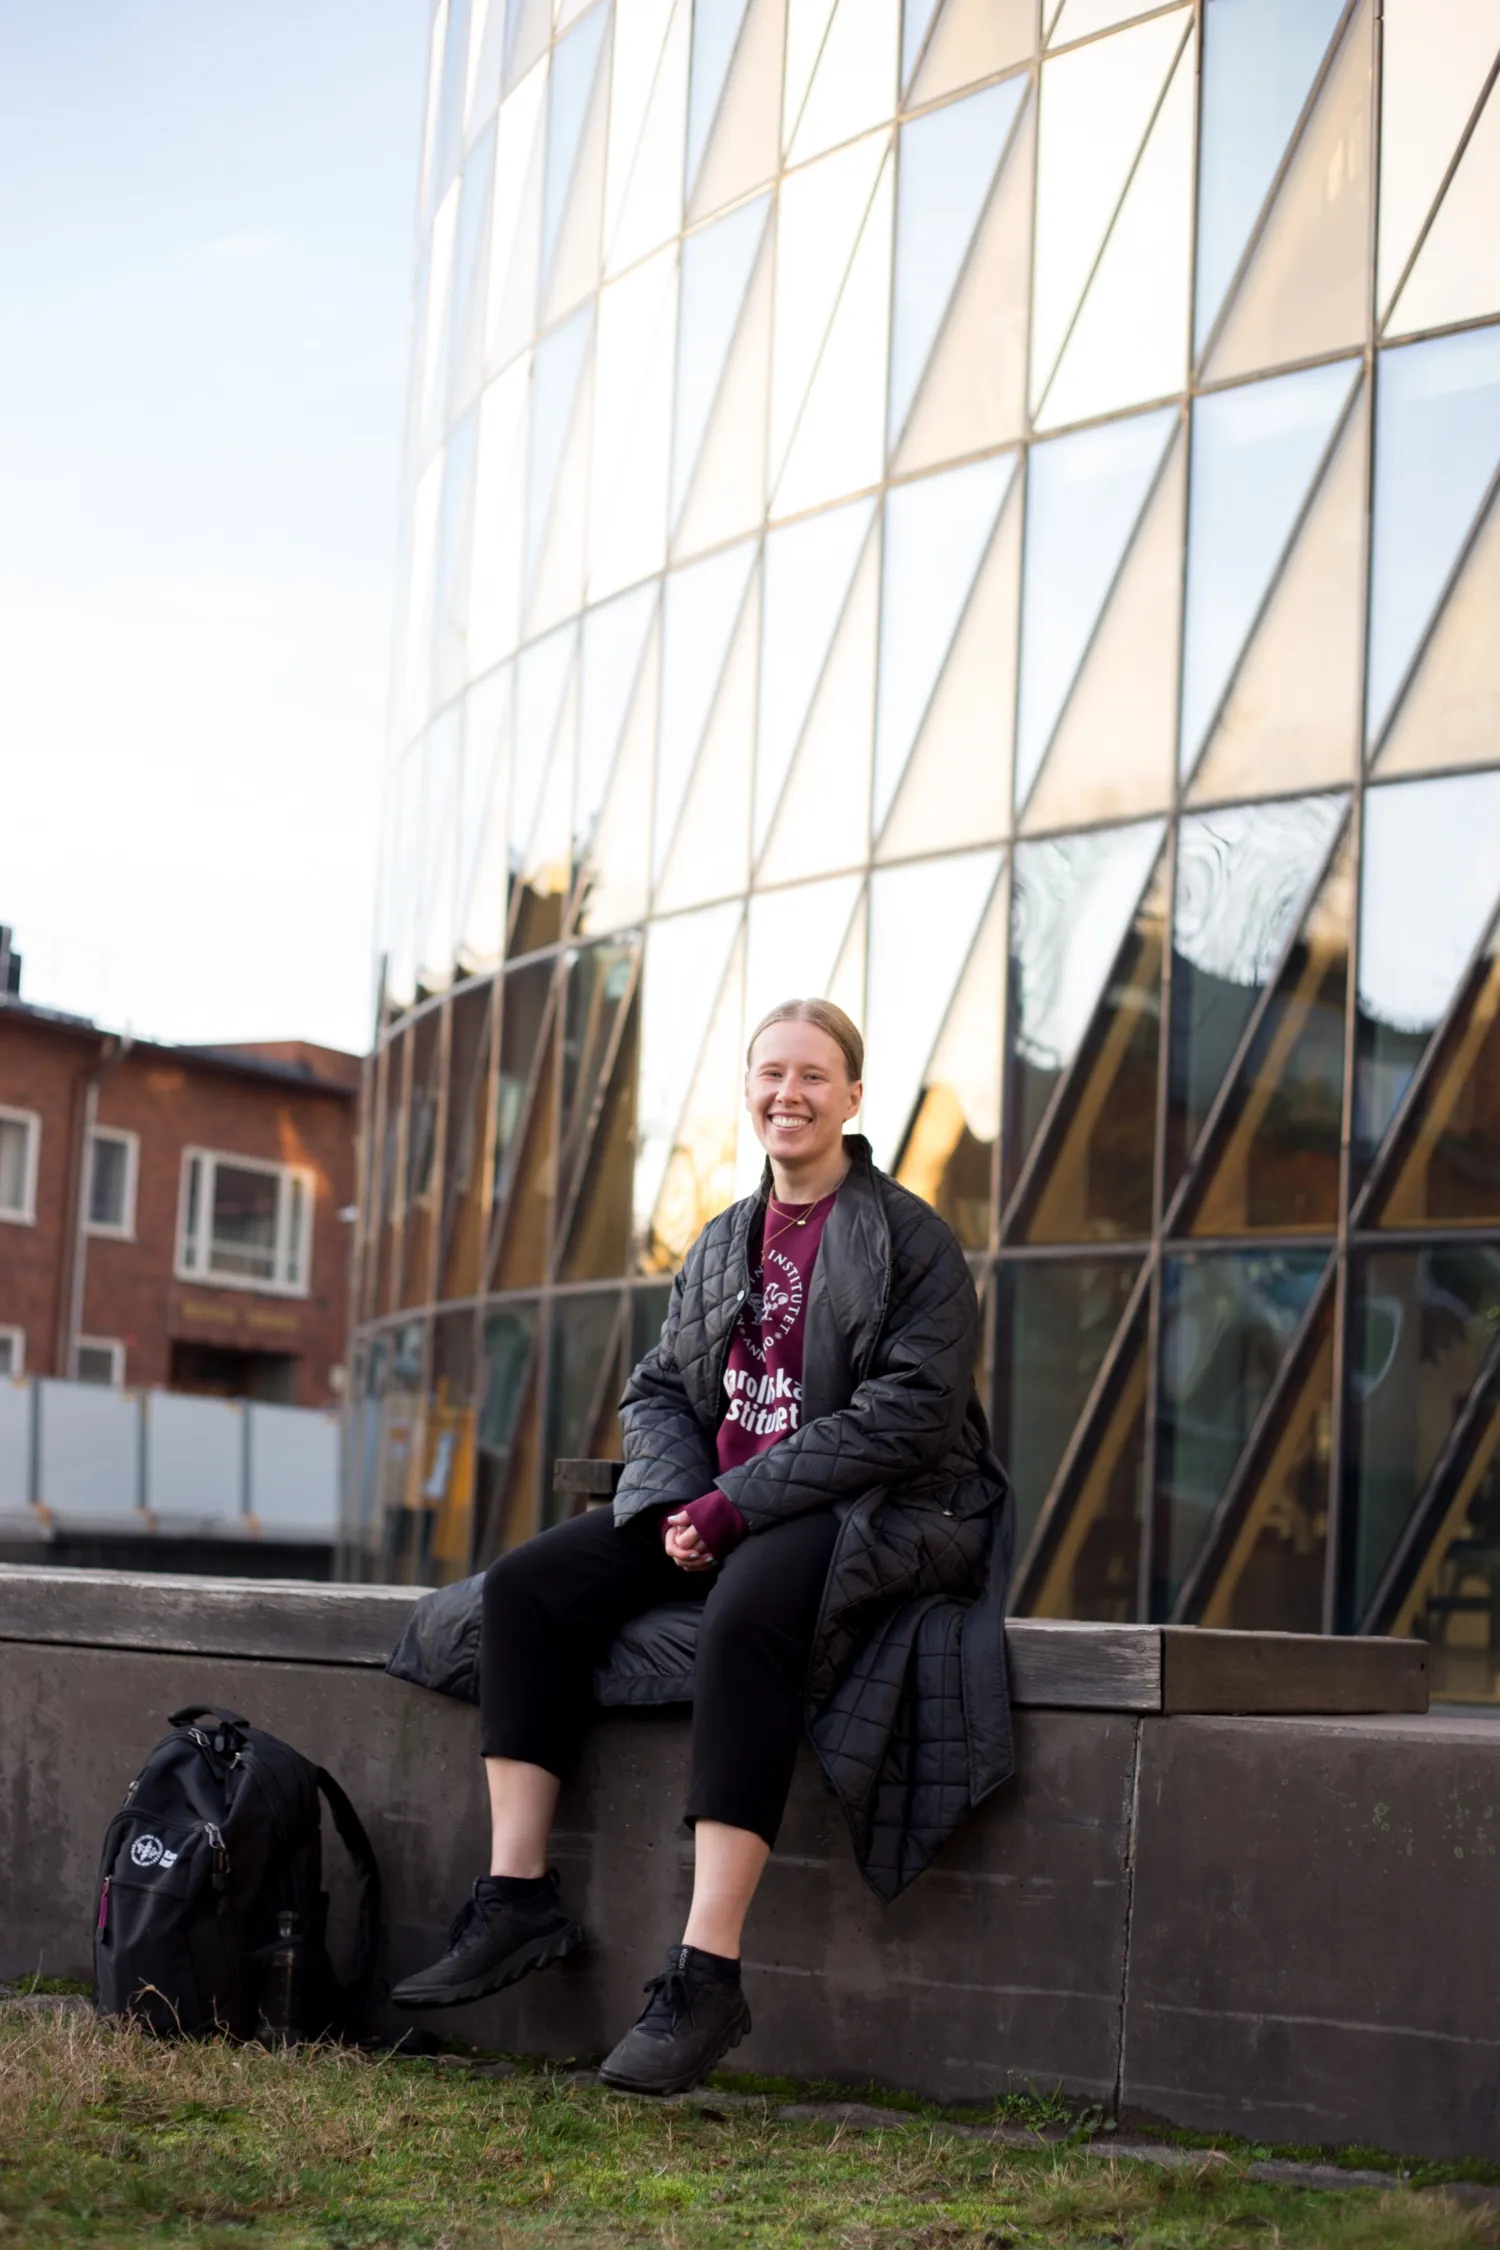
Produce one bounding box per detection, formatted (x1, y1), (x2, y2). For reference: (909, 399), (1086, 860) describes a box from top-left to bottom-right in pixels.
(1008, 826), (1167, 1245)
(544, 1292), (626, 1526)
(1153, 1248), (1326, 1617)
(559, 936), (641, 1217)
(993, 1257), (1141, 1562)
(374, 1031), (411, 1320)
(560, 982), (640, 1283)
(1027, 1312), (1147, 1623)
(493, 959), (554, 1215)
(1342, 1245), (1500, 1627)
(1190, 1294), (1332, 1633)
(401, 1010), (446, 1310)
(1375, 929), (1500, 1229)
(629, 1282), (674, 1371)
(474, 1300), (541, 1562)
(1397, 1408), (1500, 1707)
(494, 1006), (557, 1290)
(1166, 795), (1345, 1192)
(417, 1312), (479, 1586)
(440, 980), (496, 1301)
(369, 1320), (429, 1586)
(1184, 827), (1352, 1238)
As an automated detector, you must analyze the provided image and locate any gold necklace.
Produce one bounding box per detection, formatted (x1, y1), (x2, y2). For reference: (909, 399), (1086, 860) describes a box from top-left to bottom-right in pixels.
(763, 1190), (831, 1249)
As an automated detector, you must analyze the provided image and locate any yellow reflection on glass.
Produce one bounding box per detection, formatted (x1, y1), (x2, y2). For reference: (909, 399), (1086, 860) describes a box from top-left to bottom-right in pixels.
(1379, 493), (1500, 781)
(865, 851), (1003, 1171)
(1028, 1318), (1146, 1621)
(634, 902), (744, 1259)
(441, 983), (496, 1301)
(494, 1009), (557, 1288)
(576, 611), (658, 938)
(1376, 0), (1500, 320)
(474, 1303), (542, 1563)
(893, 878), (1006, 1250)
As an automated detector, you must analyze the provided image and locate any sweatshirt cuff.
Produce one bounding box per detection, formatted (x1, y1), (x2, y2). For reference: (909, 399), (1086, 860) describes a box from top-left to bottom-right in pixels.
(670, 1490), (748, 1558)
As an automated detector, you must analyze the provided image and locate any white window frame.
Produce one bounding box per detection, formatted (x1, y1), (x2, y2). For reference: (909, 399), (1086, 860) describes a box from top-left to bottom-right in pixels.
(0, 1326), (25, 1377)
(175, 1146), (315, 1298)
(0, 1105), (40, 1226)
(74, 1336), (125, 1385)
(86, 1125), (139, 1240)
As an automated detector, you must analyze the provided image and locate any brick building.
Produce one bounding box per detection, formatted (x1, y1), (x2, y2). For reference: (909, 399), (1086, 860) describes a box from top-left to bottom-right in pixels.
(0, 937), (359, 1407)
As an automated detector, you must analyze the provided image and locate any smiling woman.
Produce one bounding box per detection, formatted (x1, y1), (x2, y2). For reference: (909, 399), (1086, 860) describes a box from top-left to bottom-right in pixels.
(391, 993), (1015, 2097)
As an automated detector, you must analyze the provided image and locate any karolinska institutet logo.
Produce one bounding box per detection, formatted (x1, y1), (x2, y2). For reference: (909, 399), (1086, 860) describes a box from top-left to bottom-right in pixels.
(129, 1833), (179, 1870)
(740, 1248), (803, 1363)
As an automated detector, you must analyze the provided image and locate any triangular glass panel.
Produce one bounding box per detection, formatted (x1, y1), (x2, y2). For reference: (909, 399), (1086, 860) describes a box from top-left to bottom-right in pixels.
(504, 0), (552, 90)
(457, 666), (513, 972)
(416, 712), (463, 993)
(418, 2), (449, 219)
(1154, 1247), (1328, 1615)
(1029, 8), (1184, 412)
(874, 455), (1015, 834)
(559, 934), (639, 1212)
(1191, 382), (1366, 807)
(686, 0), (750, 192)
(576, 611), (658, 936)
(655, 569), (759, 912)
(1015, 405), (1175, 806)
(770, 132), (888, 489)
(655, 539), (759, 879)
(892, 875), (1005, 1252)
(1206, 0), (1373, 384)
(864, 849), (1003, 1173)
(560, 976), (640, 1284)
(606, 0), (690, 277)
(448, 127), (497, 423)
(782, 0), (838, 148)
(911, 0), (1035, 109)
(1185, 824), (1352, 1240)
(639, 916), (746, 1270)
(1379, 487), (1500, 781)
(827, 884), (867, 1036)
(1388, 75), (1500, 340)
(671, 193), (769, 521)
(1179, 356), (1356, 779)
(689, 0), (783, 222)
(1049, 0), (1165, 40)
(510, 625), (575, 880)
(603, 0), (678, 257)
(513, 663), (575, 955)
(543, 12), (612, 324)
(433, 407), (479, 707)
(419, 183), (461, 457)
(526, 349), (593, 634)
(575, 581), (657, 866)
(1365, 325), (1500, 749)
(672, 210), (773, 558)
(1353, 770), (1500, 1182)
(1168, 792), (1347, 1191)
(755, 498), (874, 858)
(467, 0), (507, 137)
(522, 305), (590, 596)
(587, 245), (677, 602)
(773, 150), (894, 518)
(440, 984), (496, 1303)
(484, 61), (547, 377)
(468, 356), (531, 677)
(432, 0), (474, 202)
(756, 529), (877, 887)
(1372, 895), (1500, 1231)
(878, 468), (1021, 863)
(1023, 429), (1183, 836)
(1006, 818), (1167, 1241)
(494, 1009), (557, 1289)
(889, 76), (1028, 456)
(1376, 0), (1500, 318)
(895, 90), (1032, 477)
(1021, 1302), (1148, 1622)
(788, 0), (898, 167)
(540, 3), (609, 289)
(903, 0), (943, 90)
(1193, 0), (1345, 359)
(1036, 25), (1194, 430)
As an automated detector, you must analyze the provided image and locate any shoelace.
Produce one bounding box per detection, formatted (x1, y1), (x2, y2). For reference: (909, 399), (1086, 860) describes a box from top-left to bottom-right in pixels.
(638, 1964), (696, 2033)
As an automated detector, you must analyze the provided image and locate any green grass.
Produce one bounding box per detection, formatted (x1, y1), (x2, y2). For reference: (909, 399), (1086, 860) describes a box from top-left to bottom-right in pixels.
(2, 2006), (1496, 2249)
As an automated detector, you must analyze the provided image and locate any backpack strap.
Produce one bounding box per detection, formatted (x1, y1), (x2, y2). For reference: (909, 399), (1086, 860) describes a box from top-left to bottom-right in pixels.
(316, 1767), (382, 2018)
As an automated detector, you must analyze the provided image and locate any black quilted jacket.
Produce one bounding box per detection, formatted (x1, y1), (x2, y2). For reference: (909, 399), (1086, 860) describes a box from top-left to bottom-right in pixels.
(615, 1135), (1015, 1901)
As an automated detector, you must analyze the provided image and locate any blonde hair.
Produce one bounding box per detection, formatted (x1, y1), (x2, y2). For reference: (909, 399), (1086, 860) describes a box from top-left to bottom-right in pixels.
(747, 998), (864, 1083)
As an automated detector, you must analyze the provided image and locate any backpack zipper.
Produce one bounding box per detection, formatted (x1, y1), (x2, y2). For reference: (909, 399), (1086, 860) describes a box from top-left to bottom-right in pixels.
(205, 1822), (231, 1892)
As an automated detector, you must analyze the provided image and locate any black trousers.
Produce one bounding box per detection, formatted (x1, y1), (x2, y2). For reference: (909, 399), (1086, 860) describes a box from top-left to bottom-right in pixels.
(479, 1504), (839, 1848)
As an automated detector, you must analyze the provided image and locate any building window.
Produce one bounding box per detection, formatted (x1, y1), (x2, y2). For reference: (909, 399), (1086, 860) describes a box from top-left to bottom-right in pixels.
(177, 1148), (314, 1296)
(75, 1337), (124, 1385)
(87, 1127), (138, 1238)
(0, 1106), (39, 1224)
(0, 1328), (24, 1377)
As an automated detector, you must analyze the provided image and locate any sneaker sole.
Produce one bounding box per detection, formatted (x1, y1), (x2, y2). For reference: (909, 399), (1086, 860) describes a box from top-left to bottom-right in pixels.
(391, 1921), (585, 2011)
(596, 2001), (752, 2097)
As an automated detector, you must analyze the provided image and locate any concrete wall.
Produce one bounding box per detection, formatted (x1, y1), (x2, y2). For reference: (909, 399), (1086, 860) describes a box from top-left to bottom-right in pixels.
(0, 1574), (1493, 2160)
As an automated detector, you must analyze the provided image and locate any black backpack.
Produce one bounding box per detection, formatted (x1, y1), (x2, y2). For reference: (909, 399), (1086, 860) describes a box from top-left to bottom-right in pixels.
(93, 1704), (381, 2043)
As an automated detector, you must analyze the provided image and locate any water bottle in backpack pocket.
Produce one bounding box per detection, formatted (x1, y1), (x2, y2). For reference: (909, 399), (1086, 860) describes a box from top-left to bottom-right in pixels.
(93, 1704), (381, 2043)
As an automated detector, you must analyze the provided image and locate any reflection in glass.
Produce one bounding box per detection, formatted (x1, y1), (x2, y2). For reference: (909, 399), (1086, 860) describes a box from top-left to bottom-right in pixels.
(1376, 0), (1500, 318)
(1179, 359), (1355, 776)
(540, 2), (610, 296)
(756, 539), (873, 888)
(657, 539), (758, 877)
(493, 959), (552, 1217)
(1022, 431), (1182, 834)
(1387, 77), (1500, 340)
(509, 625), (575, 955)
(787, 0), (897, 167)
(1007, 820), (1166, 1243)
(893, 882), (1006, 1252)
(1191, 1291), (1332, 1632)
(864, 851), (1003, 1171)
(770, 134), (888, 487)
(602, 0), (688, 279)
(574, 582), (657, 871)
(575, 609), (658, 938)
(1167, 794), (1345, 1185)
(1343, 1245), (1500, 1625)
(440, 983), (495, 1301)
(402, 1012), (447, 1311)
(686, 0), (750, 193)
(756, 502), (872, 858)
(1029, 9), (1186, 409)
(545, 1291), (625, 1523)
(1366, 327), (1500, 749)
(875, 457), (1016, 834)
(468, 359), (530, 677)
(368, 1321), (428, 1584)
(561, 975), (639, 1281)
(1190, 384), (1365, 805)
(688, 0), (783, 222)
(474, 1299), (541, 1559)
(673, 210), (772, 557)
(1395, 1404), (1500, 1705)
(634, 901), (743, 1257)
(1025, 1309), (1147, 1621)
(772, 153), (893, 518)
(672, 195), (770, 522)
(1206, 0), (1371, 384)
(1376, 911), (1500, 1231)
(415, 1312), (479, 1584)
(1038, 28), (1195, 431)
(484, 61), (548, 376)
(559, 936), (639, 1219)
(448, 127), (496, 420)
(1154, 1248), (1326, 1615)
(1379, 492), (1500, 782)
(468, 0), (507, 138)
(994, 1257), (1141, 1561)
(588, 248), (677, 602)
(524, 307), (592, 597)
(1193, 0), (1344, 358)
(1354, 772), (1500, 1182)
(910, 0), (1035, 109)
(433, 411), (479, 708)
(494, 1005), (557, 1288)
(1016, 408), (1175, 806)
(888, 79), (1028, 452)
(420, 187), (461, 459)
(1186, 825), (1352, 1238)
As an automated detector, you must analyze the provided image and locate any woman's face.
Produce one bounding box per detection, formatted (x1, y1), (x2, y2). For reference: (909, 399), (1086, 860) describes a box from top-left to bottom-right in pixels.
(745, 1020), (862, 1169)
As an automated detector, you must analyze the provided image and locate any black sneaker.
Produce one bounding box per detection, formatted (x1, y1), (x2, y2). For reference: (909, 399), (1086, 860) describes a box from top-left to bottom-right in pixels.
(597, 1945), (752, 2095)
(391, 1872), (584, 2010)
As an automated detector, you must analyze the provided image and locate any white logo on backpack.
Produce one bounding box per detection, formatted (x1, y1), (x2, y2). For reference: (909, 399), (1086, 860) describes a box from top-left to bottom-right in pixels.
(130, 1834), (164, 1868)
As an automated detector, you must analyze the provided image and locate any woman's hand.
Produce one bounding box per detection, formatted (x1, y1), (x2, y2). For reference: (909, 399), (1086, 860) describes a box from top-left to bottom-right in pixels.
(664, 1511), (717, 1572)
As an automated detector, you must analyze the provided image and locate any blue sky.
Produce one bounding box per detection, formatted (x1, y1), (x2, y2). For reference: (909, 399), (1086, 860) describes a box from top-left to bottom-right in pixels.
(0, 0), (426, 1052)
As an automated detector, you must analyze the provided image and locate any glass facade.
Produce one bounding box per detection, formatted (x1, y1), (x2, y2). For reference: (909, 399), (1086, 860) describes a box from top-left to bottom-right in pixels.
(350, 0), (1500, 1700)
